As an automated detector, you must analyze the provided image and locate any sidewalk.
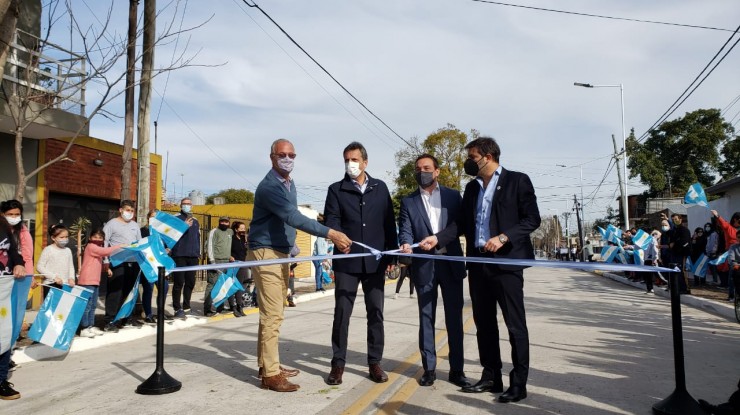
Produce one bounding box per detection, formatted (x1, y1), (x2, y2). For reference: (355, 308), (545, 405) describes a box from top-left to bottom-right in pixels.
(13, 276), (338, 364)
(596, 270), (736, 321)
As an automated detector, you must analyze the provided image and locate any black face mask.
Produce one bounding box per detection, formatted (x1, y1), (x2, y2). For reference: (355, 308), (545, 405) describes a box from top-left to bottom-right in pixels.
(464, 158), (484, 176)
(414, 171), (435, 187)
(218, 224), (229, 231)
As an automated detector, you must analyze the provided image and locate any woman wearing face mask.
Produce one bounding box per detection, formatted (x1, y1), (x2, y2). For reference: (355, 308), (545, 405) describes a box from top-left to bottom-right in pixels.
(0, 200), (33, 277)
(36, 224), (76, 297)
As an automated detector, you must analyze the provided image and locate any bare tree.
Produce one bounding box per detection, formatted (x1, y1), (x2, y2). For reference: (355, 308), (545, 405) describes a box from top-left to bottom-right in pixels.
(0, 0), (210, 202)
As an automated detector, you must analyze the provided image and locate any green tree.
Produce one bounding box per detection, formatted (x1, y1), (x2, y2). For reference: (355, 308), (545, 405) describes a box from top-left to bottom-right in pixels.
(626, 108), (735, 195)
(592, 206), (620, 232)
(206, 188), (255, 204)
(718, 135), (740, 181)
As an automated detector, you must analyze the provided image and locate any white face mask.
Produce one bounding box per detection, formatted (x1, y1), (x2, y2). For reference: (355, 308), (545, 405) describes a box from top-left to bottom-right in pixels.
(276, 156), (294, 174)
(345, 161), (362, 179)
(6, 216), (21, 226)
(122, 211), (134, 221)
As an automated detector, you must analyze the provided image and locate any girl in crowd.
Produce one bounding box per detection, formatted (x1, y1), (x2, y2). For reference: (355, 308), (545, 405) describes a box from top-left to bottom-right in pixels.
(0, 215), (26, 400)
(77, 228), (124, 338)
(36, 224), (76, 296)
(0, 200), (33, 277)
(229, 221), (248, 317)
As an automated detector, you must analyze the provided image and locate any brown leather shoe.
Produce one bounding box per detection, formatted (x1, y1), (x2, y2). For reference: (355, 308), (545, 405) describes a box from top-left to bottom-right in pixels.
(258, 366), (300, 378)
(368, 363), (388, 383)
(261, 373), (300, 392)
(326, 366), (344, 385)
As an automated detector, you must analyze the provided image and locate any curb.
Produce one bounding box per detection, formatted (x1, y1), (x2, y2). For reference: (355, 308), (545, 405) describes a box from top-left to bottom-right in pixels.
(599, 271), (736, 322)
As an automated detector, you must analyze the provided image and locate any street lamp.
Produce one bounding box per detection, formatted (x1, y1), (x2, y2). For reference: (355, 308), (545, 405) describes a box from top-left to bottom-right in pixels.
(574, 82), (629, 230)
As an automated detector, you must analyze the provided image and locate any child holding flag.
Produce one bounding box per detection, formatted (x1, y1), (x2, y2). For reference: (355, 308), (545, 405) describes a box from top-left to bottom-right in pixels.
(0, 215), (27, 400)
(77, 228), (125, 338)
(36, 224), (76, 296)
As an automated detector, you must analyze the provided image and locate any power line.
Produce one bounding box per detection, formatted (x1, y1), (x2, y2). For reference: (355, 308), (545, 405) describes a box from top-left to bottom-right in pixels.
(637, 24), (740, 143)
(156, 0), (190, 122)
(240, 0), (413, 148)
(230, 0), (400, 149)
(470, 0), (737, 33)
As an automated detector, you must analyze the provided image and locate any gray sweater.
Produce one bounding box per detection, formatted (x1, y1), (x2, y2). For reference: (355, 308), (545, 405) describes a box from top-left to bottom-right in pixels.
(249, 169), (329, 254)
(104, 217), (142, 262)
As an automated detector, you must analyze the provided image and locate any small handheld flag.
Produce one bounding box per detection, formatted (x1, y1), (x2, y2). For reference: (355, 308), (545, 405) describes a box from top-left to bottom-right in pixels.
(685, 183), (709, 207)
(28, 286), (88, 351)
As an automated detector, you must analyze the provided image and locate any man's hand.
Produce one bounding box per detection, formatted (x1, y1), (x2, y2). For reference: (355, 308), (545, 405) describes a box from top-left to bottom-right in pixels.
(483, 236), (504, 253)
(327, 229), (352, 254)
(400, 243), (413, 254)
(711, 209), (719, 218)
(186, 217), (194, 227)
(419, 236), (438, 251)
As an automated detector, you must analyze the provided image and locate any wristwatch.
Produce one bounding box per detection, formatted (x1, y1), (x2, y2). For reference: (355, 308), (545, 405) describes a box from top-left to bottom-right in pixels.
(498, 234), (508, 244)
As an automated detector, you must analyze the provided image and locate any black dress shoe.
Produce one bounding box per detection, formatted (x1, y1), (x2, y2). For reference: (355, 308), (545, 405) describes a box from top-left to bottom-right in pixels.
(448, 370), (471, 388)
(498, 385), (527, 403)
(461, 378), (503, 393)
(419, 370), (436, 386)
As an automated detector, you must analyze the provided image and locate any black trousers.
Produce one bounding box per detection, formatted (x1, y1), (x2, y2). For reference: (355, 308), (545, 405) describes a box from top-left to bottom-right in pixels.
(468, 263), (529, 387)
(104, 262), (140, 324)
(331, 270), (385, 367)
(395, 267), (414, 295)
(172, 256), (198, 311)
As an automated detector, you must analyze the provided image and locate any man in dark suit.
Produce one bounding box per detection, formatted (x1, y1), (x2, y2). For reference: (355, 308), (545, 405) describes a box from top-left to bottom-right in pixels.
(421, 136), (541, 403)
(324, 141), (398, 386)
(399, 154), (470, 388)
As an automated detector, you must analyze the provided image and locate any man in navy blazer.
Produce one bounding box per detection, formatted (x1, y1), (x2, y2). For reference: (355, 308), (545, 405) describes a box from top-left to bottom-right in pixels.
(399, 154), (470, 388)
(421, 137), (541, 403)
(324, 141), (398, 386)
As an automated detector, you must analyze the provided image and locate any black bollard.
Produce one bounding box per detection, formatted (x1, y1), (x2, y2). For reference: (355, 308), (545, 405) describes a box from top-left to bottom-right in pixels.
(652, 271), (703, 414)
(136, 266), (182, 395)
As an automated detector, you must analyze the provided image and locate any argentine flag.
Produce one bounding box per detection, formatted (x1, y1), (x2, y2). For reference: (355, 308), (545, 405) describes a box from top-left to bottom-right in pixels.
(709, 251), (729, 266)
(62, 284), (93, 302)
(135, 229), (175, 283)
(0, 276), (33, 354)
(113, 275), (141, 323)
(600, 245), (620, 263)
(28, 286), (87, 351)
(685, 183), (709, 207)
(632, 248), (645, 266)
(211, 267), (244, 308)
(631, 230), (654, 251)
(149, 211), (189, 249)
(691, 254), (710, 277)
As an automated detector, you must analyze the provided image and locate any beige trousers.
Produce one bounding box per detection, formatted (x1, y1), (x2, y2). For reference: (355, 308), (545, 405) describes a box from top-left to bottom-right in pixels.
(248, 248), (289, 377)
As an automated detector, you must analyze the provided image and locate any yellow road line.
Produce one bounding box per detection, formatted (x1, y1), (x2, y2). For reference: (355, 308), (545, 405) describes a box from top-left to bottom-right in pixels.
(377, 310), (476, 415)
(343, 306), (474, 415)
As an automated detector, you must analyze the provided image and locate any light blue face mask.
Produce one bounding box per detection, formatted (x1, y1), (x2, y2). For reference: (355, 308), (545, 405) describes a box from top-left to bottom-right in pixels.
(182, 205), (192, 214)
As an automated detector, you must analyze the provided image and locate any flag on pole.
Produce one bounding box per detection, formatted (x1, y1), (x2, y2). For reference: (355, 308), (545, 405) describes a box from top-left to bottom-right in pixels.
(113, 274), (141, 323)
(27, 286), (87, 351)
(597, 227), (606, 239)
(0, 276), (33, 354)
(148, 211), (189, 249)
(631, 230), (654, 250)
(600, 245), (620, 263)
(691, 254), (710, 277)
(62, 284), (93, 302)
(135, 229), (175, 283)
(210, 267), (244, 308)
(684, 183), (709, 207)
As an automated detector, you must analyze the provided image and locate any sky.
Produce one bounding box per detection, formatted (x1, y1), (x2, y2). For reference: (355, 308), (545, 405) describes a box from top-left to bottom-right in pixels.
(44, 0), (740, 233)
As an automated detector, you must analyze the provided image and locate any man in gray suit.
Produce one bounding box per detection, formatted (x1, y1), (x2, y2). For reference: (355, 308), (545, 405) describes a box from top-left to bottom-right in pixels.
(399, 154), (469, 388)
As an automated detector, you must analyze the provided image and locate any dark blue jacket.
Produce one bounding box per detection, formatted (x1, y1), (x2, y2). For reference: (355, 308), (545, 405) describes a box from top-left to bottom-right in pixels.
(398, 185), (466, 282)
(324, 173), (398, 274)
(169, 212), (201, 258)
(436, 167), (541, 271)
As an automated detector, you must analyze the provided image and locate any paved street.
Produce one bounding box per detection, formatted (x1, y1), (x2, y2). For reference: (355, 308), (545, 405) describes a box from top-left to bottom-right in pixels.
(6, 267), (740, 414)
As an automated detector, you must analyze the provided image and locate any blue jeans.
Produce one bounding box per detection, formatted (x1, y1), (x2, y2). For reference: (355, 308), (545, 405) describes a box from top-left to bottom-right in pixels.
(313, 260), (323, 290)
(141, 274), (169, 318)
(80, 285), (99, 328)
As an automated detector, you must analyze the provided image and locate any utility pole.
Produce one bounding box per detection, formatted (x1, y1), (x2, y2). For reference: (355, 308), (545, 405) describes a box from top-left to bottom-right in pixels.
(562, 212), (572, 245)
(121, 0), (138, 201)
(573, 194), (585, 261)
(613, 134), (629, 230)
(136, 0), (155, 225)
